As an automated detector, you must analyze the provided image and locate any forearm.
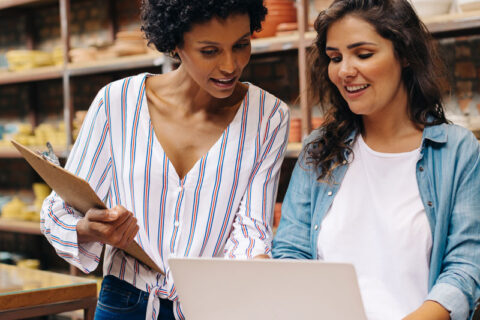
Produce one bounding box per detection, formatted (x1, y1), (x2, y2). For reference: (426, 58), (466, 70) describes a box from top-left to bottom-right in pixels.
(403, 301), (450, 320)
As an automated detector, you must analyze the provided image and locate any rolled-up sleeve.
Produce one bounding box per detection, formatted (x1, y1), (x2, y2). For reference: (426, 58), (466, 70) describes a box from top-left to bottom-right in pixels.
(224, 102), (289, 258)
(40, 86), (112, 273)
(428, 133), (480, 319)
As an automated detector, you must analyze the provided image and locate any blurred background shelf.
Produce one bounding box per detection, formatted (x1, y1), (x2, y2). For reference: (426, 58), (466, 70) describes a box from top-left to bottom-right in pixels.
(0, 218), (41, 235)
(0, 65), (62, 85)
(425, 10), (480, 37)
(0, 0), (56, 10)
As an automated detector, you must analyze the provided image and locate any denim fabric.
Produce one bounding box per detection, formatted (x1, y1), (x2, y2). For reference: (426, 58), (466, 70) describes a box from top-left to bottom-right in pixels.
(94, 275), (175, 320)
(273, 123), (480, 320)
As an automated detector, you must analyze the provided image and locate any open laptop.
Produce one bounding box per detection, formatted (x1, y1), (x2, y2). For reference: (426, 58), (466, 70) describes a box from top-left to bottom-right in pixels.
(168, 258), (367, 320)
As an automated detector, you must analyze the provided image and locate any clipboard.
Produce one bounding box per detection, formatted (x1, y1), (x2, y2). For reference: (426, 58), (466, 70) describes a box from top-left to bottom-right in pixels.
(11, 140), (164, 275)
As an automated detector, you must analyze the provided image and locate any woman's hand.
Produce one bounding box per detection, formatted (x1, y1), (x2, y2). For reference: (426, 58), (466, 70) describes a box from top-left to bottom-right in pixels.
(76, 205), (139, 250)
(403, 300), (450, 320)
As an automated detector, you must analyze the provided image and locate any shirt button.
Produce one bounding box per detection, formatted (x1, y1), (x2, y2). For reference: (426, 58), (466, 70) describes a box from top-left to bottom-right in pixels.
(427, 201), (433, 207)
(342, 160), (347, 165)
(314, 225), (318, 230)
(419, 166), (424, 172)
(327, 191), (333, 196)
(177, 186), (183, 193)
(174, 221), (180, 227)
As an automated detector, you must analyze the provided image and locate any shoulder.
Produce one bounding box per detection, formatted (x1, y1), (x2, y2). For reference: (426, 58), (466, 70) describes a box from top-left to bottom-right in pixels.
(428, 123), (479, 152)
(100, 73), (148, 96)
(425, 123), (480, 169)
(246, 83), (290, 117)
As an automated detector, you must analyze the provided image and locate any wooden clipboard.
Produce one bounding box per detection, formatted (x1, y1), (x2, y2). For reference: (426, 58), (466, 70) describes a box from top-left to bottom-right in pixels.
(11, 140), (164, 275)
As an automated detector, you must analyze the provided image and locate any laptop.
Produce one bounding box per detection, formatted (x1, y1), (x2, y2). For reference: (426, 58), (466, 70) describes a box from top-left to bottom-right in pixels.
(168, 258), (367, 320)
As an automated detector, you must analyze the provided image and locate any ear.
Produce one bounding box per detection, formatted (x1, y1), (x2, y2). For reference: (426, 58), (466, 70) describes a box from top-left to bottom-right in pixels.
(402, 58), (409, 68)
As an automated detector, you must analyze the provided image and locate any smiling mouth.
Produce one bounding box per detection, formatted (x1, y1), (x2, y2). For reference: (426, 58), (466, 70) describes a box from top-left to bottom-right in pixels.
(345, 84), (370, 93)
(211, 77), (236, 86)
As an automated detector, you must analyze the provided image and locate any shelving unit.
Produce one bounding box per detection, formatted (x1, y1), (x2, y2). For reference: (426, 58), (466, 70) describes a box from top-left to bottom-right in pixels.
(1, 0), (479, 281)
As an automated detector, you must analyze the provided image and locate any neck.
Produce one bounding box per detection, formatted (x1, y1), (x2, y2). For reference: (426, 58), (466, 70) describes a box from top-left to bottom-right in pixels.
(361, 102), (423, 152)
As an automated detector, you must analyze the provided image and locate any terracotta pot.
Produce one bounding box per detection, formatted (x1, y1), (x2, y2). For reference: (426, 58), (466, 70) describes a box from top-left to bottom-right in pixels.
(256, 11), (298, 38)
(311, 117), (324, 129)
(273, 202), (282, 228)
(267, 4), (296, 12)
(265, 0), (295, 3)
(288, 118), (302, 143)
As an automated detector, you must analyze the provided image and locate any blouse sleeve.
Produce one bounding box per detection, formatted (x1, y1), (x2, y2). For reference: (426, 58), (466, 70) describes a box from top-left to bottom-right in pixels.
(223, 101), (289, 258)
(40, 86), (112, 273)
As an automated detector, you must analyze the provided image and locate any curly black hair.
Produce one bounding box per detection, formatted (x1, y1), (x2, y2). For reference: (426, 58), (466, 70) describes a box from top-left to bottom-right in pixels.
(141, 0), (267, 53)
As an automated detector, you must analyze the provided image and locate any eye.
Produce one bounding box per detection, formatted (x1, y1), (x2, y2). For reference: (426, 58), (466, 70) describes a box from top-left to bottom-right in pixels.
(358, 53), (373, 59)
(329, 55), (342, 63)
(200, 48), (218, 56)
(233, 41), (250, 50)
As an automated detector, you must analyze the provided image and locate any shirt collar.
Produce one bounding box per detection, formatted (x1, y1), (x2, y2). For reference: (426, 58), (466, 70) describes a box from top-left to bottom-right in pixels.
(343, 123), (448, 146)
(422, 124), (448, 144)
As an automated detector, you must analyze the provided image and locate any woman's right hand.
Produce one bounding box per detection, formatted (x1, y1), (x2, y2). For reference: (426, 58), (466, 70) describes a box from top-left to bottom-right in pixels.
(76, 205), (139, 250)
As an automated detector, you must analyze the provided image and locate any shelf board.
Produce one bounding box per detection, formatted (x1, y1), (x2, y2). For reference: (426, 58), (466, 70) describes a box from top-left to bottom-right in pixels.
(0, 0), (55, 10)
(425, 10), (480, 37)
(0, 33), (318, 85)
(251, 32), (316, 54)
(0, 218), (41, 235)
(68, 52), (165, 77)
(0, 145), (68, 159)
(0, 65), (62, 85)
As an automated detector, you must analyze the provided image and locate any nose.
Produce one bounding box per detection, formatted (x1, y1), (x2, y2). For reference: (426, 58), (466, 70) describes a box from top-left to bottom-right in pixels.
(219, 51), (236, 74)
(338, 58), (357, 79)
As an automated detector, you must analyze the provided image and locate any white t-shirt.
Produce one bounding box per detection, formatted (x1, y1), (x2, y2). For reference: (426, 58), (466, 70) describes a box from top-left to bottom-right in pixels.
(317, 134), (432, 320)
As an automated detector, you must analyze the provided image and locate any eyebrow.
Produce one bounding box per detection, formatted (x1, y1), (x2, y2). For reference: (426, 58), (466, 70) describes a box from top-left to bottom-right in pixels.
(197, 32), (251, 45)
(326, 41), (377, 51)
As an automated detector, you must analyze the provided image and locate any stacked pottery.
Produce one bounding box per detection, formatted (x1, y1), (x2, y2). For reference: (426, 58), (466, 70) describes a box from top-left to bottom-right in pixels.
(256, 0), (297, 38)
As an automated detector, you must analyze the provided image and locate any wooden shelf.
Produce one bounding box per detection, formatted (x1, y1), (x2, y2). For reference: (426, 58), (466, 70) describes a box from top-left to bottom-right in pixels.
(0, 0), (55, 10)
(425, 10), (480, 38)
(0, 145), (68, 159)
(0, 218), (41, 235)
(68, 52), (165, 77)
(251, 32), (316, 54)
(0, 66), (62, 85)
(0, 33), (318, 85)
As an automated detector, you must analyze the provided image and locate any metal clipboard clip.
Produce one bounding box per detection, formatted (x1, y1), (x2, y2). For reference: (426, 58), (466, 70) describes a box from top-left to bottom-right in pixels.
(37, 142), (60, 166)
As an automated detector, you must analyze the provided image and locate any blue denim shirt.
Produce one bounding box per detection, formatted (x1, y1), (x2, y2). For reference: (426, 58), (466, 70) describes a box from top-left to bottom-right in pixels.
(273, 123), (480, 320)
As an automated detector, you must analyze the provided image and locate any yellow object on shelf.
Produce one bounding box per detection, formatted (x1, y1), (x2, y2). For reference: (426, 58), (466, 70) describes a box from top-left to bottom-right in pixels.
(6, 50), (54, 71)
(1, 197), (27, 220)
(16, 259), (40, 270)
(33, 182), (51, 212)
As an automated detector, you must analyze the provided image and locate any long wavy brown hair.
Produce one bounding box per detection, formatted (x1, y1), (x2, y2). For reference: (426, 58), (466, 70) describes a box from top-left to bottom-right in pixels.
(306, 0), (448, 181)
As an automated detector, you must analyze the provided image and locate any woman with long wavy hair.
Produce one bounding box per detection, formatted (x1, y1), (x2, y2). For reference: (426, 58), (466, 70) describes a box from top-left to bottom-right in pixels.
(273, 0), (480, 319)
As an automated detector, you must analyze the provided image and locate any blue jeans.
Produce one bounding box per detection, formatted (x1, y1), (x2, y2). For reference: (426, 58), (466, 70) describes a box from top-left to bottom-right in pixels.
(94, 275), (175, 320)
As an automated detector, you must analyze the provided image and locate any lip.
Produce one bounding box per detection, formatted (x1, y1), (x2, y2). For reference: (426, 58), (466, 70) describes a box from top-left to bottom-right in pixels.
(210, 76), (237, 89)
(343, 84), (369, 99)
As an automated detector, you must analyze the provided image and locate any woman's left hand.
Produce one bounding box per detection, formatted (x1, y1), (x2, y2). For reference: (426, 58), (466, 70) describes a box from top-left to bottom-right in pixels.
(403, 300), (450, 320)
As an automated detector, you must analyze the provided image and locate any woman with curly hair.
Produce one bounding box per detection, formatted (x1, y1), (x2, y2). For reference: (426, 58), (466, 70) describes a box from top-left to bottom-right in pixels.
(273, 0), (480, 319)
(40, 1), (290, 319)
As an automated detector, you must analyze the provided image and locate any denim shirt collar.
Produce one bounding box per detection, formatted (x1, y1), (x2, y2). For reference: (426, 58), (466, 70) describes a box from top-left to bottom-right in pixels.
(343, 123), (449, 151)
(422, 124), (448, 145)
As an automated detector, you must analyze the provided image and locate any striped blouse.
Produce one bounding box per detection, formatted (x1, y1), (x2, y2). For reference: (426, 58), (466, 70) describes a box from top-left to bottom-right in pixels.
(40, 73), (290, 319)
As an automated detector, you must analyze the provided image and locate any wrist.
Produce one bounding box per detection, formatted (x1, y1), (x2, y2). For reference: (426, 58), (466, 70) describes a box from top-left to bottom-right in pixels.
(76, 218), (95, 243)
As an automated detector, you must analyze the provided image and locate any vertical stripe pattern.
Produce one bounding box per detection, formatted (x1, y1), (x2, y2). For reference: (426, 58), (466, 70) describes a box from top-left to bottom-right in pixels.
(40, 75), (290, 320)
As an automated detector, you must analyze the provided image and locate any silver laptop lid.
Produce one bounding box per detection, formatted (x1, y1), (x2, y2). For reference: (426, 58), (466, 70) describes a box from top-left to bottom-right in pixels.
(169, 258), (367, 320)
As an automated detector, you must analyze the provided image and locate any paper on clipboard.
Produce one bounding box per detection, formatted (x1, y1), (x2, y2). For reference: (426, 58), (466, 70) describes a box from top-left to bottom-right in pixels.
(11, 140), (164, 275)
